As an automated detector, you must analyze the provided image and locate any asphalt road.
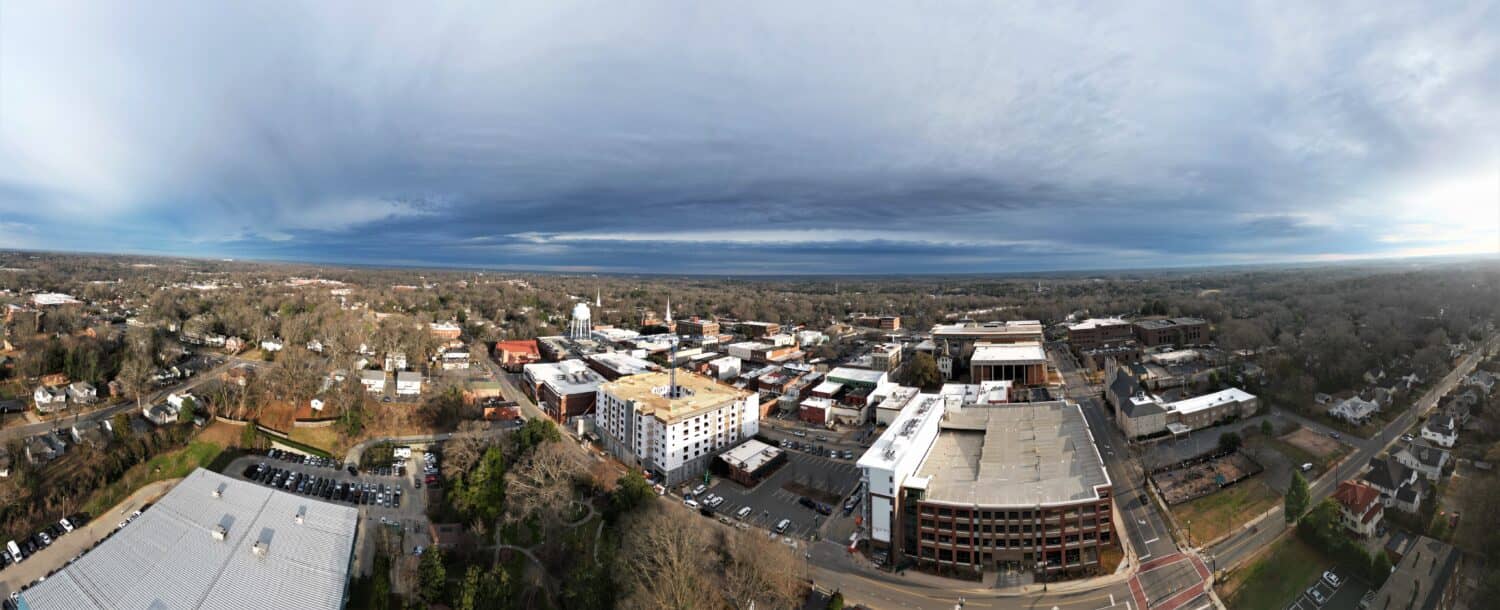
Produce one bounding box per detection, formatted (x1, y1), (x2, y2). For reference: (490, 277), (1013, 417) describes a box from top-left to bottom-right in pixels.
(1207, 334), (1499, 572)
(0, 356), (265, 443)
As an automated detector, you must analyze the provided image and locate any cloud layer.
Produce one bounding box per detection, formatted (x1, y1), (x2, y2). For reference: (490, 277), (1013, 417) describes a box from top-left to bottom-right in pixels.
(1, 1), (1497, 273)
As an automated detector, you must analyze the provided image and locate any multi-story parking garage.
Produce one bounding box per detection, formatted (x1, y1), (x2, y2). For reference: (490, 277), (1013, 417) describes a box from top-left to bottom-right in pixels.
(860, 398), (1114, 579)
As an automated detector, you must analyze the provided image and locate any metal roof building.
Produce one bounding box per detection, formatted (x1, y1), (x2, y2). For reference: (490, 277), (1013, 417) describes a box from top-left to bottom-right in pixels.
(20, 468), (358, 610)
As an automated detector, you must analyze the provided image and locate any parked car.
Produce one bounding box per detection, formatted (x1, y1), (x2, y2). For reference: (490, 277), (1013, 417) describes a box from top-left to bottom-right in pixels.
(1323, 570), (1342, 587)
(691, 484), (707, 496)
(775, 519), (792, 534)
(736, 506), (752, 520)
(683, 498), (700, 509)
(1306, 586), (1327, 606)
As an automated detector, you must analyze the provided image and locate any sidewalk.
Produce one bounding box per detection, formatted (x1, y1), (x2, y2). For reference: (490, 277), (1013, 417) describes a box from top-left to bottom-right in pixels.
(0, 477), (181, 597)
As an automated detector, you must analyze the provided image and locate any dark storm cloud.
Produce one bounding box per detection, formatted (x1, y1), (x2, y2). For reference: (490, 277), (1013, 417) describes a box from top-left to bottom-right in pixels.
(0, 1), (1496, 273)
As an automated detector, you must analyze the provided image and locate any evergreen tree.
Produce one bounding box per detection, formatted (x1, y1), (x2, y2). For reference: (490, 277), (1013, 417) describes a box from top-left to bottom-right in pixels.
(1285, 471), (1310, 523)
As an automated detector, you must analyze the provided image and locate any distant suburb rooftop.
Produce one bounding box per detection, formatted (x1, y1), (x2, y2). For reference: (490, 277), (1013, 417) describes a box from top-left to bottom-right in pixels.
(915, 401), (1110, 507)
(603, 370), (749, 424)
(21, 468), (358, 610)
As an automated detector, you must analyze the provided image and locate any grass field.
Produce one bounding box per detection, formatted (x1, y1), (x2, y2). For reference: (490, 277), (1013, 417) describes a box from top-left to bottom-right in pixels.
(289, 425), (345, 454)
(1221, 536), (1326, 610)
(1170, 477), (1279, 545)
(82, 439), (225, 515)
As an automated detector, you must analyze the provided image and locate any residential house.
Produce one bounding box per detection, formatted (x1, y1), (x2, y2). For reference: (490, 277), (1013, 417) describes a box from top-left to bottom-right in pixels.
(1363, 456), (1422, 513)
(33, 385), (67, 414)
(1393, 442), (1449, 481)
(260, 339), (284, 352)
(1465, 370), (1495, 394)
(1329, 396), (1380, 425)
(360, 370), (387, 394)
(1369, 536), (1462, 610)
(167, 392), (195, 410)
(396, 371), (422, 397)
(69, 420), (112, 447)
(1333, 480), (1383, 538)
(384, 352), (407, 372)
(144, 402), (180, 425)
(66, 381), (97, 404)
(1363, 368), (1385, 385)
(1421, 414), (1457, 448)
(25, 434), (61, 464)
(440, 347), (470, 370)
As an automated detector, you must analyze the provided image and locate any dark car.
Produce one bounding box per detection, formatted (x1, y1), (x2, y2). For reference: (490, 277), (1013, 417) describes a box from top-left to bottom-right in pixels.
(347, 465), (359, 476)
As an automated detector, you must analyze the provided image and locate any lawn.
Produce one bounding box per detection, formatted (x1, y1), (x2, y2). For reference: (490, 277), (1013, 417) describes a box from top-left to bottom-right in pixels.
(82, 439), (225, 515)
(1170, 477), (1279, 545)
(289, 425), (345, 454)
(1221, 536), (1325, 610)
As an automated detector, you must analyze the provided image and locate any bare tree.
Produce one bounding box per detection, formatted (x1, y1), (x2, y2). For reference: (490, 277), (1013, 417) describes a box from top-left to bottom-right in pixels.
(720, 526), (803, 610)
(445, 421), (495, 475)
(503, 441), (585, 529)
(615, 506), (719, 610)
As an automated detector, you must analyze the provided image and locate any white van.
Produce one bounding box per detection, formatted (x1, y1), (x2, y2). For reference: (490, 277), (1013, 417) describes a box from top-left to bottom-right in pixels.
(7, 540), (20, 561)
(736, 506), (752, 520)
(683, 498), (700, 510)
(1300, 463), (1314, 472)
(775, 519), (791, 534)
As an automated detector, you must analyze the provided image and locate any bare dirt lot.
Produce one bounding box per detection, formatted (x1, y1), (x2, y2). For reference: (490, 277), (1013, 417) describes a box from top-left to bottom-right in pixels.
(1280, 428), (1341, 458)
(1152, 452), (1264, 505)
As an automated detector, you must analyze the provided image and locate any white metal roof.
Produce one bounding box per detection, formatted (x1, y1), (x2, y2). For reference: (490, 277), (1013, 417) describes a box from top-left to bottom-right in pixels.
(524, 360), (604, 395)
(21, 468), (358, 610)
(1164, 388), (1255, 416)
(970, 342), (1047, 364)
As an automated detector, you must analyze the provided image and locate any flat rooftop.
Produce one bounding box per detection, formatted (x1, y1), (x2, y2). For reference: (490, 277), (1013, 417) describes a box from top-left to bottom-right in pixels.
(858, 393), (946, 472)
(1068, 318), (1128, 330)
(970, 342), (1047, 364)
(524, 360), (604, 395)
(587, 352), (657, 376)
(719, 439), (782, 473)
(931, 320), (1043, 340)
(21, 468), (358, 610)
(915, 401), (1110, 507)
(602, 370), (749, 424)
(1135, 317), (1206, 330)
(1165, 388), (1254, 415)
(827, 366), (885, 386)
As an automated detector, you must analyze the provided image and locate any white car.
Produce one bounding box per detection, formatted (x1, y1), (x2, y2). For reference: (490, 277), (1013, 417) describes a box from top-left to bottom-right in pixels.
(59, 518), (74, 533)
(1323, 570), (1342, 587)
(683, 498), (700, 509)
(736, 506), (752, 520)
(691, 484), (707, 496)
(775, 519), (791, 533)
(709, 496), (726, 508)
(1306, 586), (1327, 606)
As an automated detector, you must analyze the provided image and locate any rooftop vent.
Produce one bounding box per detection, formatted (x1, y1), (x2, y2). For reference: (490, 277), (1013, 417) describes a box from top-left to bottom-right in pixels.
(251, 541), (267, 556)
(294, 507), (306, 525)
(213, 483), (226, 498)
(211, 525), (227, 541)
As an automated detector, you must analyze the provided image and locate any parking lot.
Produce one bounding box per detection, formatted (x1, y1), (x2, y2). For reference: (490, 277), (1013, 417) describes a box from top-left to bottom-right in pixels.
(1284, 569), (1369, 610)
(221, 448), (433, 578)
(695, 451), (862, 540)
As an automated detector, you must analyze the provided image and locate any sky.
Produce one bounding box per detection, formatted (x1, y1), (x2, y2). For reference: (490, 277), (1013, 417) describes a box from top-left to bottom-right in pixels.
(1, 1), (1498, 274)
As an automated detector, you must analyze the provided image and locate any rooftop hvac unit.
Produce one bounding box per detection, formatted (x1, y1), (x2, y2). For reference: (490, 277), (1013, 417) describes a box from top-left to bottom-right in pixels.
(213, 483), (226, 498)
(251, 541), (267, 556)
(212, 525), (227, 541)
(294, 508), (306, 525)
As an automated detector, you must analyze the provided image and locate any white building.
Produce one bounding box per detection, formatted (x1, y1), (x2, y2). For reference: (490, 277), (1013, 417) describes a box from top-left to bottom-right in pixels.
(707, 355), (742, 381)
(857, 393), (947, 552)
(33, 386), (67, 413)
(395, 371), (422, 396)
(1421, 414), (1457, 448)
(66, 381), (98, 404)
(384, 352), (408, 372)
(594, 370), (757, 486)
(167, 392), (195, 409)
(260, 339), (284, 352)
(440, 347), (470, 370)
(360, 370), (386, 393)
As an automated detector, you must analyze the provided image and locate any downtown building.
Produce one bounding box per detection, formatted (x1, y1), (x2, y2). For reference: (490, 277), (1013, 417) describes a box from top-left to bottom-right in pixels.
(858, 397), (1113, 579)
(595, 370), (759, 486)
